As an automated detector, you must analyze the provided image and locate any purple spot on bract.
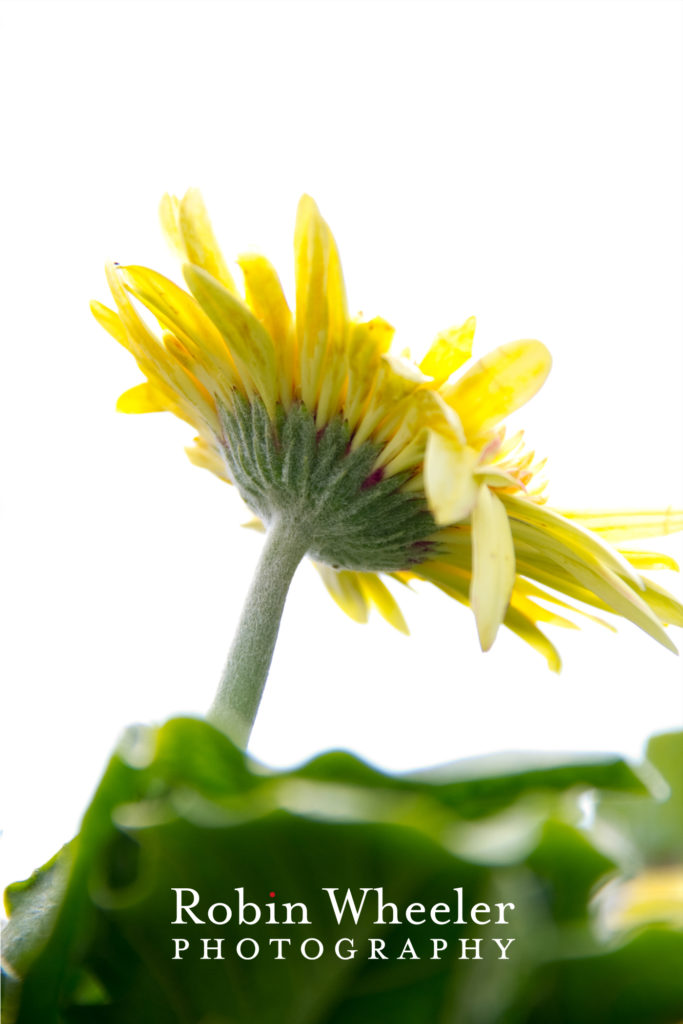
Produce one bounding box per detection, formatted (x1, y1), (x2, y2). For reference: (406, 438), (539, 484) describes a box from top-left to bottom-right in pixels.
(361, 467), (385, 490)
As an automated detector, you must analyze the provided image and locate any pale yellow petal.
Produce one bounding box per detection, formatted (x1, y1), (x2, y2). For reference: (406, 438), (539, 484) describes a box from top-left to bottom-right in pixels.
(559, 509), (683, 541)
(443, 340), (552, 438)
(606, 867), (683, 932)
(566, 559), (678, 653)
(241, 517), (266, 533)
(508, 512), (678, 652)
(470, 484), (516, 650)
(503, 495), (644, 591)
(159, 194), (185, 262)
(638, 579), (683, 628)
(424, 431), (479, 525)
(185, 438), (231, 483)
(473, 467), (524, 490)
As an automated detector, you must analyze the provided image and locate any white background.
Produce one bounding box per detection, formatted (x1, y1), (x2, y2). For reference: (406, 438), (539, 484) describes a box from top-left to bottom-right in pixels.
(1, 0), (682, 896)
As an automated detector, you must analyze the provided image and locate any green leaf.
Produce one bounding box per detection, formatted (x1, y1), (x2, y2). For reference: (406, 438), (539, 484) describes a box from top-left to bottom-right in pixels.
(3, 721), (681, 1024)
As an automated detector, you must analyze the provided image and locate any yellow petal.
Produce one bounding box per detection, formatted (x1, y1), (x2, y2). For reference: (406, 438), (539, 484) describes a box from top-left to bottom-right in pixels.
(375, 390), (462, 476)
(237, 253), (293, 345)
(315, 230), (349, 427)
(120, 265), (240, 393)
(314, 564), (369, 623)
(116, 382), (168, 414)
(509, 592), (579, 631)
(104, 262), (161, 359)
(344, 318), (395, 432)
(237, 253), (295, 406)
(351, 354), (428, 449)
(415, 559), (471, 593)
(357, 574), (409, 634)
(514, 578), (616, 631)
(470, 485), (516, 651)
(294, 195), (348, 415)
(443, 340), (552, 438)
(103, 264), (218, 433)
(183, 264), (278, 418)
(504, 606), (562, 672)
(424, 431), (479, 525)
(420, 316), (476, 382)
(414, 558), (561, 669)
(90, 300), (127, 345)
(178, 189), (238, 294)
(618, 550), (680, 572)
(514, 549), (615, 613)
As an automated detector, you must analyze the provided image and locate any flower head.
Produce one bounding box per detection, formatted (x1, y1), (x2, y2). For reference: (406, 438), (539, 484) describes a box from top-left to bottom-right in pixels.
(92, 191), (683, 669)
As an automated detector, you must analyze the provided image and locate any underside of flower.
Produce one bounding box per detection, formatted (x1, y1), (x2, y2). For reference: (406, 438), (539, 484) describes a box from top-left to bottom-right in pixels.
(92, 190), (683, 671)
(219, 395), (436, 571)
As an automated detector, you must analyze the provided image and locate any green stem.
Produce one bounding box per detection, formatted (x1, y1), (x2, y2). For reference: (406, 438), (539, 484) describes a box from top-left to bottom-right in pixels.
(208, 516), (308, 747)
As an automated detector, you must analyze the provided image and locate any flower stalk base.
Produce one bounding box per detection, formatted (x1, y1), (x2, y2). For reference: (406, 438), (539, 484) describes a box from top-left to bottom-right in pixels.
(208, 516), (309, 746)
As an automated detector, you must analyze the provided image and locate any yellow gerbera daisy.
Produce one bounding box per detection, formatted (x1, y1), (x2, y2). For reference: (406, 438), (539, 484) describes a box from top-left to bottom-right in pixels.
(91, 191), (682, 721)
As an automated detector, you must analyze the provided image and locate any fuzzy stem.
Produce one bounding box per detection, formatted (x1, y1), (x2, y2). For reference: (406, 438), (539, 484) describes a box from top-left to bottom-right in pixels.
(208, 516), (308, 747)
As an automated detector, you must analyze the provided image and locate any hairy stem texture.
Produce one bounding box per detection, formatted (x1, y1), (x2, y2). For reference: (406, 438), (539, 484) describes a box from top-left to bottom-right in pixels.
(208, 517), (308, 746)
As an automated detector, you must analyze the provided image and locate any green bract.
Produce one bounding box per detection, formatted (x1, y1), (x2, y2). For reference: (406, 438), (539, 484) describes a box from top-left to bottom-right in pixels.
(220, 395), (436, 571)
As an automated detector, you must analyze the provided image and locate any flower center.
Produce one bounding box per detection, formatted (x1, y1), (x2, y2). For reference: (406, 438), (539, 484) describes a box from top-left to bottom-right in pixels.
(217, 395), (436, 572)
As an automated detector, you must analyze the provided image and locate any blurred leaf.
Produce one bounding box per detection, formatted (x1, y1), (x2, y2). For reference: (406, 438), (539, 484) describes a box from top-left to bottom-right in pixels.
(595, 731), (683, 866)
(3, 721), (681, 1024)
(293, 748), (647, 820)
(525, 820), (616, 923)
